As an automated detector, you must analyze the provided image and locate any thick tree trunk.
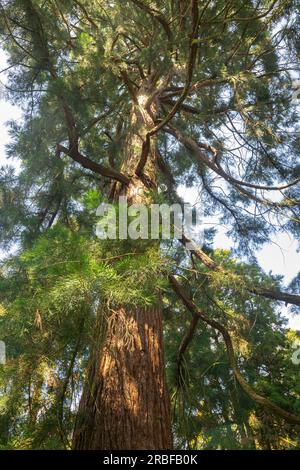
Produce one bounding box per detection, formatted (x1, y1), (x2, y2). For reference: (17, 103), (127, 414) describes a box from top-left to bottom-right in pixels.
(73, 81), (173, 449)
(72, 306), (172, 449)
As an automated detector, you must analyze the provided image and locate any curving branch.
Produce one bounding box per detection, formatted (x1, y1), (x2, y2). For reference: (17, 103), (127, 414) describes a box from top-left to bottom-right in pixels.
(166, 125), (300, 201)
(135, 135), (151, 177)
(169, 274), (300, 425)
(73, 0), (99, 29)
(147, 0), (200, 137)
(16, 1), (129, 187)
(180, 234), (300, 308)
(177, 314), (199, 387)
(248, 287), (300, 308)
(214, 157), (300, 192)
(57, 144), (130, 185)
(130, 0), (172, 42)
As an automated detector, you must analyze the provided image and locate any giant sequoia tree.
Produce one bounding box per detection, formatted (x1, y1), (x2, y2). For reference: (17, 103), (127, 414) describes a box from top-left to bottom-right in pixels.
(0, 0), (300, 450)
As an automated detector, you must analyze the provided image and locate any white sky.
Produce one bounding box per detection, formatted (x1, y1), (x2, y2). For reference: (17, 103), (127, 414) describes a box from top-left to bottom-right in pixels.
(0, 51), (299, 329)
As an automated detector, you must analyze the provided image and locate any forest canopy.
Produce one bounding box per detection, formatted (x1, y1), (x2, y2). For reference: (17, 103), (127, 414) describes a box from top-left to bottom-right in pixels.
(0, 0), (300, 450)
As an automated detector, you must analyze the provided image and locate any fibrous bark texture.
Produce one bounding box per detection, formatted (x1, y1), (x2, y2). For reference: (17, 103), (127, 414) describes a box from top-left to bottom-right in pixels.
(72, 307), (172, 449)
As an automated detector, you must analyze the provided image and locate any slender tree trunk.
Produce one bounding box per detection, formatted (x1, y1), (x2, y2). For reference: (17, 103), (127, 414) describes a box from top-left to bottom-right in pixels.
(73, 80), (173, 449)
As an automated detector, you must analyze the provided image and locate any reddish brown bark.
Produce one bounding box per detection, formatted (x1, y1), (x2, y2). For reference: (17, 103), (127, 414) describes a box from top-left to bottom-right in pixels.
(72, 306), (172, 449)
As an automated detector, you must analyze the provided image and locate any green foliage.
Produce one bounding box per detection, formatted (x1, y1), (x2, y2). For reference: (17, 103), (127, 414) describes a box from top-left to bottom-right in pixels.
(0, 0), (299, 450)
(165, 250), (300, 450)
(0, 225), (171, 448)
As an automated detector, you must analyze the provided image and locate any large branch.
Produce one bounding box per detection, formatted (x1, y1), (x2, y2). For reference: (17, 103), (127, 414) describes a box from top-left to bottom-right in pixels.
(57, 144), (130, 185)
(180, 234), (300, 308)
(2, 2), (127, 186)
(147, 0), (200, 137)
(248, 287), (300, 308)
(169, 274), (300, 425)
(166, 125), (300, 198)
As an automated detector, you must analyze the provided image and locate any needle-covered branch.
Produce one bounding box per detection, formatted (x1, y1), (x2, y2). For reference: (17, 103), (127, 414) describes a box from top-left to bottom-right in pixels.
(180, 234), (300, 308)
(130, 0), (172, 42)
(169, 274), (300, 426)
(147, 0), (200, 137)
(167, 125), (300, 201)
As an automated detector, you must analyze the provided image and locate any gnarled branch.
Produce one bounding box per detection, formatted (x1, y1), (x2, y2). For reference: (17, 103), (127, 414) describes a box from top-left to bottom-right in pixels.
(169, 274), (300, 425)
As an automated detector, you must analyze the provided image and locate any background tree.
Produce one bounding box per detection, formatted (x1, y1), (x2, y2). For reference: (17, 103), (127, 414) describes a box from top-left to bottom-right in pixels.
(0, 0), (300, 450)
